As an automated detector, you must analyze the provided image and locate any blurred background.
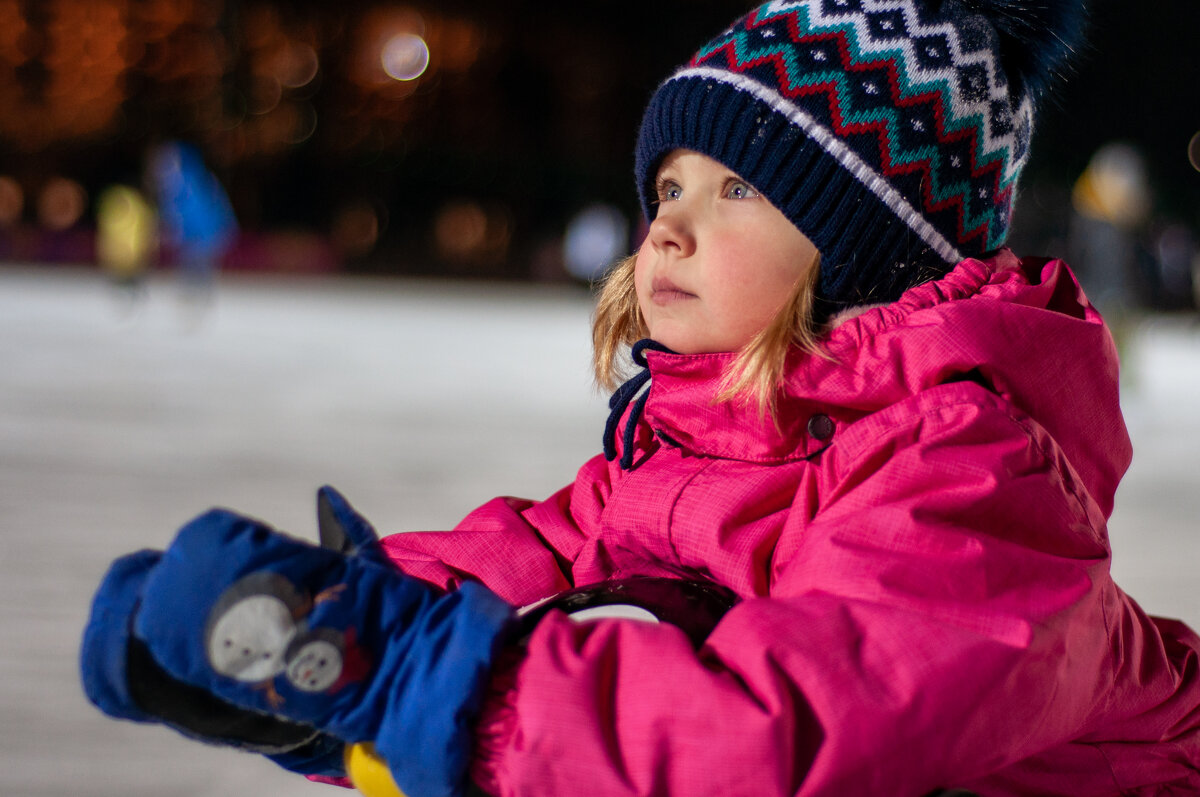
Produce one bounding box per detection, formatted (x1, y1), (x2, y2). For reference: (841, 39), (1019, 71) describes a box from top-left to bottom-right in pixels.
(0, 0), (1195, 302)
(2, 1), (1200, 796)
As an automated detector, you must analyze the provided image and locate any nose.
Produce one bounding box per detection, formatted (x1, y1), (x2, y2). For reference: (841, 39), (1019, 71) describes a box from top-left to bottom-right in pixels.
(646, 209), (695, 258)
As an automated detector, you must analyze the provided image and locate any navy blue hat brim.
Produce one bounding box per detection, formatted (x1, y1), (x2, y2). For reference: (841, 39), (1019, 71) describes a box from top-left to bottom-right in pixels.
(635, 72), (955, 313)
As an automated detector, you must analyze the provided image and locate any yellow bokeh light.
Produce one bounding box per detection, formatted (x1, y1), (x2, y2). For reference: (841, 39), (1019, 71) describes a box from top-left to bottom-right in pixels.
(0, 175), (24, 227)
(276, 41), (319, 88)
(434, 200), (511, 263)
(37, 177), (87, 231)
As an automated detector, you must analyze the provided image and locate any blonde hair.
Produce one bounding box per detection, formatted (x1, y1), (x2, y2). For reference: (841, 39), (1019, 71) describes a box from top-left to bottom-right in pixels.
(592, 250), (823, 419)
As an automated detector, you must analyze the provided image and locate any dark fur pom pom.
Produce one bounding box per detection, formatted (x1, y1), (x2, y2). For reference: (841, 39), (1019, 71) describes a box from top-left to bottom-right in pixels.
(958, 0), (1090, 98)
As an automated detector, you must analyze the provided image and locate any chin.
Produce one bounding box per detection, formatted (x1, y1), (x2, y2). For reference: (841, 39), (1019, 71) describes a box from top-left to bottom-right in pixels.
(652, 335), (695, 354)
(647, 325), (735, 356)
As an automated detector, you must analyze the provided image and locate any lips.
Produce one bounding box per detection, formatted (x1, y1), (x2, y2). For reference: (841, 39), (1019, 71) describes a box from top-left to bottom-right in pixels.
(650, 276), (696, 305)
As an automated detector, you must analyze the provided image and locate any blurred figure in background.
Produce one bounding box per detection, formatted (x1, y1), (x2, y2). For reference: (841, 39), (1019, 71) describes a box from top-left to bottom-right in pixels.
(95, 183), (157, 312)
(1151, 223), (1197, 312)
(1068, 142), (1152, 319)
(146, 141), (237, 315)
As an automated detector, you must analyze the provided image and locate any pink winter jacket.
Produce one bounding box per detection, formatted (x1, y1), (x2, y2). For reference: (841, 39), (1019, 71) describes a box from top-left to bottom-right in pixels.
(378, 251), (1200, 796)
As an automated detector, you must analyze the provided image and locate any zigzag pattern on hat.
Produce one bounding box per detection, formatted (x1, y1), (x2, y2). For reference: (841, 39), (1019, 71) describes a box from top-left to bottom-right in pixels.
(688, 0), (1033, 251)
(669, 65), (966, 265)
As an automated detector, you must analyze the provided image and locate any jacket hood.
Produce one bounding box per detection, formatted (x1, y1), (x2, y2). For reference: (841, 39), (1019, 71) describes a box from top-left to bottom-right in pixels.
(640, 250), (1132, 518)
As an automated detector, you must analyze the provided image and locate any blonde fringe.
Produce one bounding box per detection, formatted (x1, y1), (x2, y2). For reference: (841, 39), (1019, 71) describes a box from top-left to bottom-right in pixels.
(592, 251), (824, 419)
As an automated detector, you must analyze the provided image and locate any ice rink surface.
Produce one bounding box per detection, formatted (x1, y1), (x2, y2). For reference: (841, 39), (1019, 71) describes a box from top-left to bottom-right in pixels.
(2, 265), (1198, 796)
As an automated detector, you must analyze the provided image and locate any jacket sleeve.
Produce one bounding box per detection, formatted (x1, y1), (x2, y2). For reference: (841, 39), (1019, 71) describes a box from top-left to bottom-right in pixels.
(468, 387), (1125, 796)
(378, 452), (616, 607)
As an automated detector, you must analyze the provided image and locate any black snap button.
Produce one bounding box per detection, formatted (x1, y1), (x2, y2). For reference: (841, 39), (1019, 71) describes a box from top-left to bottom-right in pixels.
(807, 414), (835, 441)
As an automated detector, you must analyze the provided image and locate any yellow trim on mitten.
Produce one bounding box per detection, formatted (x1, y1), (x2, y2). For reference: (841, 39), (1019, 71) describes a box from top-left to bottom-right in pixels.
(345, 742), (406, 797)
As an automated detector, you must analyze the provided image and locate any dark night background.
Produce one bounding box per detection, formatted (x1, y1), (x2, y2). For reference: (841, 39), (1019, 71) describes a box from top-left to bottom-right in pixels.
(0, 0), (1196, 301)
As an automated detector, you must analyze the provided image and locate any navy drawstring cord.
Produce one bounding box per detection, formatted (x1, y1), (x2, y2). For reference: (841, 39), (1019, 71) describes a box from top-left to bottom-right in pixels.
(603, 339), (674, 469)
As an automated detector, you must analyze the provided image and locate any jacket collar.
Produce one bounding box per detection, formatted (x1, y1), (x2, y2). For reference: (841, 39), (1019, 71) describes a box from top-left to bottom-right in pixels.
(627, 249), (1129, 518)
(634, 255), (1003, 462)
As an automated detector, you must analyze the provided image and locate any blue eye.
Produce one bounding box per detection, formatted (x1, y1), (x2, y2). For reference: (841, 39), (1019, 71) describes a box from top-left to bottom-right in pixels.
(657, 179), (682, 202)
(727, 181), (758, 199)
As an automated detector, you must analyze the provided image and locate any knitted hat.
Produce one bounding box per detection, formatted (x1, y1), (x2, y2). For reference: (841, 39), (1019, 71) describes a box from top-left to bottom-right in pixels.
(635, 0), (1087, 314)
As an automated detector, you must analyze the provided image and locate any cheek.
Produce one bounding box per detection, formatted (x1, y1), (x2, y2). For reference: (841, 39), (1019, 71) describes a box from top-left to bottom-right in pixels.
(710, 247), (805, 333)
(632, 251), (653, 314)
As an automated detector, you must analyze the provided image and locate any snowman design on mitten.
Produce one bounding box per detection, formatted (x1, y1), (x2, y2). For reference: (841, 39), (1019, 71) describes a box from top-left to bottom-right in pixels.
(284, 627), (347, 693)
(204, 572), (361, 706)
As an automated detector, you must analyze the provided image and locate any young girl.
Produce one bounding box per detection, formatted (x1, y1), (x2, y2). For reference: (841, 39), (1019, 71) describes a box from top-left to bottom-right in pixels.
(82, 1), (1200, 795)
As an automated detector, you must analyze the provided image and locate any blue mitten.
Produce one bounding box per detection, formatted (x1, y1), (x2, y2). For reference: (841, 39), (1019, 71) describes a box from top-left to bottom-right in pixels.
(81, 542), (346, 776)
(83, 487), (515, 797)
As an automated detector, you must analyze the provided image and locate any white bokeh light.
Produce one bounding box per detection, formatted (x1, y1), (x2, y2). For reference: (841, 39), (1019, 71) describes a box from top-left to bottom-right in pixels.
(381, 33), (429, 81)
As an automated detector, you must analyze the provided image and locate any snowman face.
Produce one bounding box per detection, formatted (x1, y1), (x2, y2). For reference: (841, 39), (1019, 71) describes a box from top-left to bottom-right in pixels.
(285, 631), (344, 693)
(206, 594), (298, 682)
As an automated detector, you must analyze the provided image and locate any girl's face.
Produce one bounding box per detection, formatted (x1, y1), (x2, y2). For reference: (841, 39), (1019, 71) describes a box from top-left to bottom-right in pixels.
(635, 150), (818, 355)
